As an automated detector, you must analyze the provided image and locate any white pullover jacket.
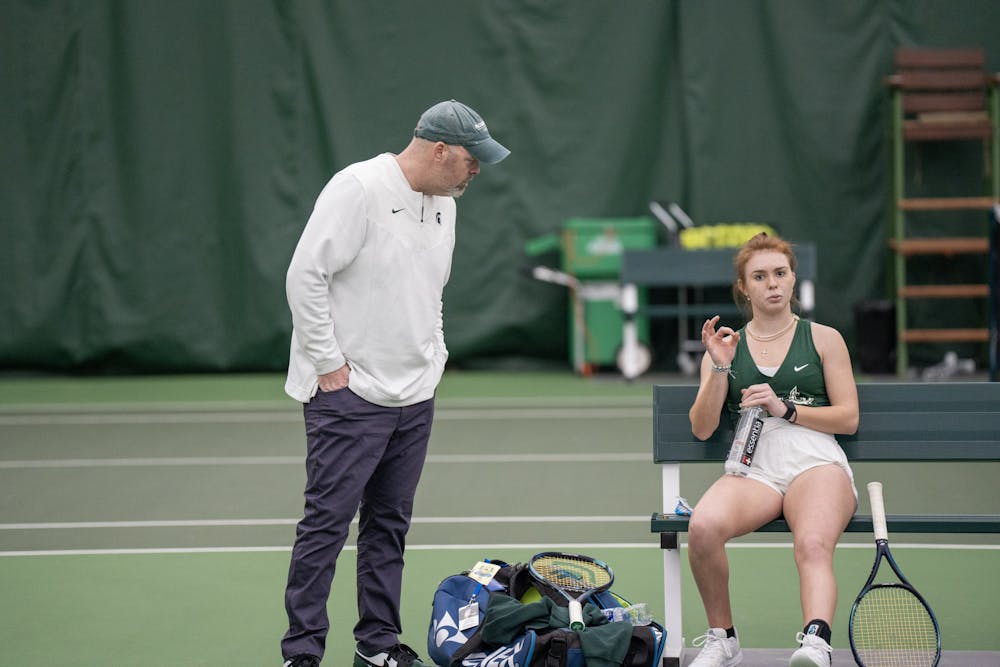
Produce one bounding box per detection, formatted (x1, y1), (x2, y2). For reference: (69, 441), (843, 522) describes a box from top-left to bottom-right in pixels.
(284, 153), (455, 406)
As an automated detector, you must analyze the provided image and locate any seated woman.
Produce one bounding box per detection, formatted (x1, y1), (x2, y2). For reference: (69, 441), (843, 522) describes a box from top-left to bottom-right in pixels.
(686, 233), (859, 667)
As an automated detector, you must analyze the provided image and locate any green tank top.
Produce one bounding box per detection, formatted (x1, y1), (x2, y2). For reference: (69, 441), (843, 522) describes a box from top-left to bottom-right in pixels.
(726, 319), (829, 422)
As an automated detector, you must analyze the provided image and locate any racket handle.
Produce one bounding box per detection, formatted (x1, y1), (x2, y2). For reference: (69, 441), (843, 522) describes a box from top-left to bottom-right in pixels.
(867, 481), (888, 542)
(568, 600), (585, 631)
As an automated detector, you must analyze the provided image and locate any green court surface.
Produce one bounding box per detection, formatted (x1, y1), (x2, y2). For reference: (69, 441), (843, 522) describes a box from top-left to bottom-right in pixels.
(0, 371), (997, 666)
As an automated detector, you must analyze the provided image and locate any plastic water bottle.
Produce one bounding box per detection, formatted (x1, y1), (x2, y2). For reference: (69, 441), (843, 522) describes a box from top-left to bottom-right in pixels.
(624, 603), (652, 626)
(725, 406), (765, 476)
(601, 603), (652, 625)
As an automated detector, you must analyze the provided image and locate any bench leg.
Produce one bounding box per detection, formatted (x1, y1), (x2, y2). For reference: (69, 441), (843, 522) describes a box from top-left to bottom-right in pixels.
(661, 464), (683, 666)
(661, 532), (683, 666)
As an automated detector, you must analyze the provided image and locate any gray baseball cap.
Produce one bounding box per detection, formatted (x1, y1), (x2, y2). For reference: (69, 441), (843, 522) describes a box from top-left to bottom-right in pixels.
(414, 99), (510, 164)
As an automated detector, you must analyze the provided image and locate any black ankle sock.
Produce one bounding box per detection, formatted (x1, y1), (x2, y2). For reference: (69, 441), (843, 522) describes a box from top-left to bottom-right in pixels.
(803, 618), (832, 644)
(725, 626), (736, 639)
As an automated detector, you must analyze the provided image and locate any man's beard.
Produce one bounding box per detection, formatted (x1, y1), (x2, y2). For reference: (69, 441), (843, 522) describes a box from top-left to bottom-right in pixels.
(445, 182), (469, 198)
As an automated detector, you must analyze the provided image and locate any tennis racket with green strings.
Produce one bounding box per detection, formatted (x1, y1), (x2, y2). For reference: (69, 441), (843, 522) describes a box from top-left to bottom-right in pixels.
(528, 552), (614, 631)
(849, 482), (941, 667)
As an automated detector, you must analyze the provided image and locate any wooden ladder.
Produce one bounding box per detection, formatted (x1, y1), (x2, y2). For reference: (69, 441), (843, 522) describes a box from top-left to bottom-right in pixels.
(887, 47), (1000, 374)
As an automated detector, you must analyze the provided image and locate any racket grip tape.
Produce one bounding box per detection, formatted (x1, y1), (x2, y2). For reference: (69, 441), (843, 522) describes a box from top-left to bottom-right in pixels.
(867, 481), (888, 541)
(568, 600), (585, 631)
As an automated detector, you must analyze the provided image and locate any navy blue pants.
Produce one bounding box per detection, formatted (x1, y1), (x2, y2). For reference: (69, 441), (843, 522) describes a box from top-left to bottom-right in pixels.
(281, 387), (434, 660)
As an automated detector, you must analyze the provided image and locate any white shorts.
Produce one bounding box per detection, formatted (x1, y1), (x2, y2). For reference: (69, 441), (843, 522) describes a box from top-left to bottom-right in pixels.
(732, 417), (858, 499)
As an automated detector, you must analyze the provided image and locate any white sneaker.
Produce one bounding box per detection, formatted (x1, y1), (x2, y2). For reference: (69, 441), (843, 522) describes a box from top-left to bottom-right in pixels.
(689, 628), (743, 667)
(790, 632), (833, 667)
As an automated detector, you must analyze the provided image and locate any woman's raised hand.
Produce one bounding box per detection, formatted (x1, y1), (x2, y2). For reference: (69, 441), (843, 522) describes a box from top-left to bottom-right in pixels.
(702, 315), (739, 368)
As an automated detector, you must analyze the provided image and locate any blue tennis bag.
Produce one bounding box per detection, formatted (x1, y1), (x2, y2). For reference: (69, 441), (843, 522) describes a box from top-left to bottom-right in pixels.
(427, 559), (666, 667)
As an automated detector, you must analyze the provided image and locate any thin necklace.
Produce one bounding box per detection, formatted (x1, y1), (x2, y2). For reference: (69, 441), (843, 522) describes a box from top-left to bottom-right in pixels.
(746, 315), (798, 356)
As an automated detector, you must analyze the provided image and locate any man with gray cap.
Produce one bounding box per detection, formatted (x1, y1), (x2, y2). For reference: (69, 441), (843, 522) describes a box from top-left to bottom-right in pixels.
(280, 100), (509, 667)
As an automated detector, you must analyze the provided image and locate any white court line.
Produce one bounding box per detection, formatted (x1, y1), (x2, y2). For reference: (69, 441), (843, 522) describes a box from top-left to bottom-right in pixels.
(0, 452), (649, 469)
(1, 519), (299, 529)
(4, 517), (999, 551)
(0, 412), (301, 425)
(2, 542), (998, 557)
(0, 395), (649, 415)
(0, 406), (650, 426)
(3, 544), (647, 557)
(0, 456), (303, 468)
(0, 515), (650, 530)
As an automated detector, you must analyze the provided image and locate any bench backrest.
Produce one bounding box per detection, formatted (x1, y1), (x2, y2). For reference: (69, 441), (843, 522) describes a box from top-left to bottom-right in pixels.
(654, 382), (1000, 463)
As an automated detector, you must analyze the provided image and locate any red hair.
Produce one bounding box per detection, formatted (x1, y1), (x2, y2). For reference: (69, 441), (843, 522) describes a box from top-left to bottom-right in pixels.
(732, 232), (798, 318)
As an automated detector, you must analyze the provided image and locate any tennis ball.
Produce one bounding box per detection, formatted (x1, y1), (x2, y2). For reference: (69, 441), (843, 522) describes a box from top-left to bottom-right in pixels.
(519, 587), (543, 604)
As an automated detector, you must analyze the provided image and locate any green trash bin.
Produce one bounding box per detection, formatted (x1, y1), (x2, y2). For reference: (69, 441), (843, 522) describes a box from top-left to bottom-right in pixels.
(560, 217), (656, 370)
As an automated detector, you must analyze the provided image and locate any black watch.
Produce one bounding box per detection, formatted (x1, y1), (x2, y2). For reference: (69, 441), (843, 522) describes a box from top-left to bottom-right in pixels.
(781, 399), (797, 422)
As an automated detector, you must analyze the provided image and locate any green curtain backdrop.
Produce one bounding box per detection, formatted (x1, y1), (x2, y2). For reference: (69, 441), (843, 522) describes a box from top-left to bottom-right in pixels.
(1, 0), (998, 373)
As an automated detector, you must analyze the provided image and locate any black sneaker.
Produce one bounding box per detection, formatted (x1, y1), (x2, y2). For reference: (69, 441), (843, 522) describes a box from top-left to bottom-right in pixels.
(353, 643), (427, 667)
(282, 655), (320, 667)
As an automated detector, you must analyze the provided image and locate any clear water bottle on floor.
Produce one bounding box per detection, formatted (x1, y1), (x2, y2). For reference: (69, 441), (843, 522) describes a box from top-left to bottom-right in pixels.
(725, 406), (765, 476)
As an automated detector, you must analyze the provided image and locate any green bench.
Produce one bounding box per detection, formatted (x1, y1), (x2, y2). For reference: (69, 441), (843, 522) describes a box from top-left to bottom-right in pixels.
(650, 382), (1000, 666)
